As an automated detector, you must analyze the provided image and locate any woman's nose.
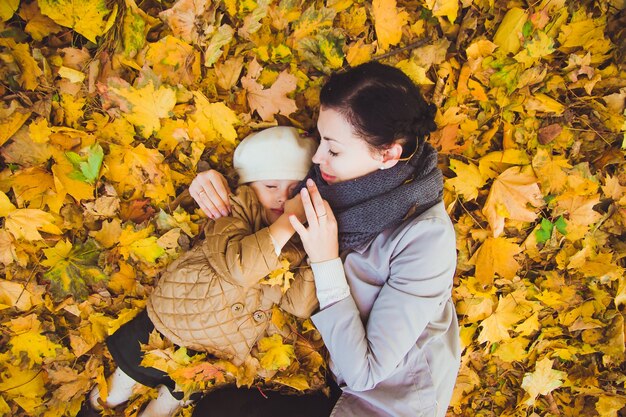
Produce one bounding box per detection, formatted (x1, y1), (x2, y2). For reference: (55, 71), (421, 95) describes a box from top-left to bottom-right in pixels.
(312, 148), (323, 165)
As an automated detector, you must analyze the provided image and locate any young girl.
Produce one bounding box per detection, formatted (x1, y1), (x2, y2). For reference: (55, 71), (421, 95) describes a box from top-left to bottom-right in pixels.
(79, 126), (319, 417)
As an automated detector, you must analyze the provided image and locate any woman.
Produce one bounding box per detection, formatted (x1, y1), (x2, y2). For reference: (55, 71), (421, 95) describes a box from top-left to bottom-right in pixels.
(189, 62), (460, 417)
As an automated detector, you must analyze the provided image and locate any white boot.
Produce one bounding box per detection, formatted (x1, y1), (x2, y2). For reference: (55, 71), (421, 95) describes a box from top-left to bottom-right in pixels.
(139, 385), (192, 417)
(90, 367), (137, 408)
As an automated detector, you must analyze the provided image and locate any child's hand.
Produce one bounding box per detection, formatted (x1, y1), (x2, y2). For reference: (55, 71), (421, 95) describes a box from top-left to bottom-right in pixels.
(283, 194), (306, 223)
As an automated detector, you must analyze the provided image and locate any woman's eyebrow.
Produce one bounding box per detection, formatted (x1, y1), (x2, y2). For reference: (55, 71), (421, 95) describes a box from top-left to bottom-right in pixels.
(321, 136), (341, 145)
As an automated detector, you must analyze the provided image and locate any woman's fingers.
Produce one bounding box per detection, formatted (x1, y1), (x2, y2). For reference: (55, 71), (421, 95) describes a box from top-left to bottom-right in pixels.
(190, 170), (232, 218)
(305, 179), (326, 216)
(300, 187), (320, 226)
(288, 214), (308, 236)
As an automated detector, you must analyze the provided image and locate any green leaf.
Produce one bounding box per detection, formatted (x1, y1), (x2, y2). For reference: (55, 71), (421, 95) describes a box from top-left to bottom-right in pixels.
(535, 218), (553, 244)
(81, 144), (104, 183)
(522, 21), (533, 38)
(65, 144), (104, 184)
(554, 216), (567, 235)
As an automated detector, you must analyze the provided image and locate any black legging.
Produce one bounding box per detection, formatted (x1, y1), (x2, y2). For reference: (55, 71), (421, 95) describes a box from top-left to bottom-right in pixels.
(191, 379), (342, 417)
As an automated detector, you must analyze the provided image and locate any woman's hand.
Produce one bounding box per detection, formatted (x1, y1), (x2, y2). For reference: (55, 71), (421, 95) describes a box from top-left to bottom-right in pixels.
(189, 170), (232, 219)
(289, 179), (339, 263)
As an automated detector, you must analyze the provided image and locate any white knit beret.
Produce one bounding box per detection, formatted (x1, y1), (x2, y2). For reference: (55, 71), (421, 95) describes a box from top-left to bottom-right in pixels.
(234, 126), (317, 184)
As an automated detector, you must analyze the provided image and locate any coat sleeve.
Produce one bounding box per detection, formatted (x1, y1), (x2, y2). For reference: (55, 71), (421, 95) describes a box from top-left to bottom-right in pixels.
(202, 187), (283, 289)
(279, 266), (319, 318)
(311, 215), (456, 391)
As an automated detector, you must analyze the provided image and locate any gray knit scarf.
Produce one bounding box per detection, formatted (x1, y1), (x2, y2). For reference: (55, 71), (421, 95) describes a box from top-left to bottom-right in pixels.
(299, 141), (443, 252)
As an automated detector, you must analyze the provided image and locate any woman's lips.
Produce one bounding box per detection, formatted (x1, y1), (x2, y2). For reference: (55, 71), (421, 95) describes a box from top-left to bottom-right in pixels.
(321, 171), (335, 183)
(271, 208), (284, 215)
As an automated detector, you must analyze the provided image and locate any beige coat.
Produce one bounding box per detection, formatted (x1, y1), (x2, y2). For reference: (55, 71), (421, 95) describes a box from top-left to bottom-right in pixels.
(147, 186), (318, 365)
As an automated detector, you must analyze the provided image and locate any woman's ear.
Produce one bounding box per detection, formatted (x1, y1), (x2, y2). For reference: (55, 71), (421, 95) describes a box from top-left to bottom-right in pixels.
(380, 142), (403, 169)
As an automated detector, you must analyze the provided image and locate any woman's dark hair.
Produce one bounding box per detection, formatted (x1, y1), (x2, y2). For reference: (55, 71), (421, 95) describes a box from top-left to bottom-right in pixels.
(319, 61), (437, 157)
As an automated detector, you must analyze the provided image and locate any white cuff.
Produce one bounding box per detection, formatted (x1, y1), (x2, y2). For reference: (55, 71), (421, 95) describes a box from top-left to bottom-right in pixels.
(310, 258), (350, 309)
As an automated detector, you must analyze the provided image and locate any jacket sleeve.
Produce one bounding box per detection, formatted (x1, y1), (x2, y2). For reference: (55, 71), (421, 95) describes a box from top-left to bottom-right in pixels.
(311, 215), (456, 391)
(202, 187), (283, 289)
(279, 266), (319, 318)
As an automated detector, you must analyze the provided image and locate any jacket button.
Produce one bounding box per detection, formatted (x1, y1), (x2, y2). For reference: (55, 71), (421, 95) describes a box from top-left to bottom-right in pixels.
(252, 310), (266, 322)
(231, 303), (244, 314)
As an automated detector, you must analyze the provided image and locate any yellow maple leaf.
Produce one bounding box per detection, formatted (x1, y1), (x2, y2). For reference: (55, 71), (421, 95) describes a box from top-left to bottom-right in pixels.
(108, 261), (137, 294)
(51, 149), (95, 202)
(260, 259), (294, 293)
(38, 0), (112, 43)
(469, 237), (522, 287)
(9, 328), (64, 366)
(105, 143), (175, 203)
(28, 118), (52, 143)
(483, 166), (544, 237)
(521, 357), (565, 405)
(118, 224), (165, 263)
(0, 364), (46, 413)
(257, 334), (295, 371)
(447, 159), (486, 201)
(90, 218), (123, 248)
(493, 337), (529, 363)
(478, 149), (530, 179)
(189, 91), (240, 146)
(241, 61), (298, 122)
(532, 148), (572, 194)
(478, 291), (531, 344)
(22, 186), (61, 225)
(4, 208), (63, 241)
(100, 78), (177, 138)
(346, 39), (374, 67)
(396, 59), (434, 86)
(424, 0), (459, 23)
(372, 0), (408, 51)
(144, 36), (201, 86)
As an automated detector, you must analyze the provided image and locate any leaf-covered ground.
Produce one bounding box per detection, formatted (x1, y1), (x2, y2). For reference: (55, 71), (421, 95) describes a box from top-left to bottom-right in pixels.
(1, 0), (625, 416)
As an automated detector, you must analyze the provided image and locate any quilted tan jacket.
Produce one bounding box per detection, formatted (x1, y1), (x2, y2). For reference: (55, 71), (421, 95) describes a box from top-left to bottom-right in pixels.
(146, 186), (318, 365)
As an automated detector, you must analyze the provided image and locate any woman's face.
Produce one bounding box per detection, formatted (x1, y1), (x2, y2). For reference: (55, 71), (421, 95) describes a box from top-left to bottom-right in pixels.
(313, 107), (383, 184)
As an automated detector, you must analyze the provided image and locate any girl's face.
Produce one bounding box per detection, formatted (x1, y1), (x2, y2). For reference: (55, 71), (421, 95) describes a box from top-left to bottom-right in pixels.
(249, 179), (299, 224)
(313, 107), (384, 184)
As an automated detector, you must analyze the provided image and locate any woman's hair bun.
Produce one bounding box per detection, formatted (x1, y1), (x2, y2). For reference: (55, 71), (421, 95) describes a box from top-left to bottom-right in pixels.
(404, 102), (437, 140)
